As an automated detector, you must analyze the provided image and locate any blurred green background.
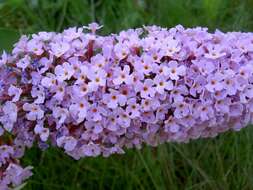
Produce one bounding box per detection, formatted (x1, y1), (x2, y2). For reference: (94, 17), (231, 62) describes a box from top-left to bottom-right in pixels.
(1, 0), (253, 189)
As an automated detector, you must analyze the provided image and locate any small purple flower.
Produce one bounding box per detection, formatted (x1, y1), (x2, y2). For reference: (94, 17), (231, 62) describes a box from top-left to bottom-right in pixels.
(23, 103), (44, 121)
(55, 62), (75, 81)
(153, 75), (173, 94)
(75, 65), (89, 84)
(52, 82), (66, 101)
(141, 111), (156, 124)
(114, 43), (130, 60)
(205, 74), (224, 92)
(16, 55), (31, 70)
(126, 98), (141, 118)
(0, 145), (14, 166)
(52, 106), (69, 128)
(33, 31), (53, 41)
(57, 136), (77, 151)
(41, 73), (57, 88)
(50, 41), (70, 57)
(240, 85), (253, 103)
(192, 59), (216, 75)
(141, 98), (160, 111)
(162, 36), (181, 56)
(63, 27), (83, 41)
(166, 61), (186, 80)
(116, 108), (131, 128)
(170, 85), (188, 103)
(87, 68), (107, 91)
(69, 99), (89, 123)
(34, 123), (50, 142)
(8, 85), (22, 102)
(86, 104), (106, 122)
(84, 22), (103, 34)
(195, 102), (214, 121)
(27, 39), (44, 55)
(189, 76), (206, 97)
(0, 101), (17, 132)
(113, 65), (131, 85)
(80, 142), (101, 157)
(173, 102), (190, 119)
(164, 117), (180, 133)
(103, 89), (127, 109)
(235, 39), (253, 54)
(229, 102), (243, 117)
(204, 44), (226, 59)
(72, 83), (90, 97)
(30, 71), (42, 85)
(155, 104), (170, 121)
(238, 64), (253, 79)
(0, 51), (8, 66)
(214, 98), (230, 113)
(85, 120), (104, 134)
(136, 79), (156, 99)
(38, 56), (53, 74)
(91, 54), (107, 70)
(222, 77), (238, 95)
(106, 115), (119, 131)
(31, 86), (45, 104)
(4, 163), (33, 186)
(134, 55), (154, 75)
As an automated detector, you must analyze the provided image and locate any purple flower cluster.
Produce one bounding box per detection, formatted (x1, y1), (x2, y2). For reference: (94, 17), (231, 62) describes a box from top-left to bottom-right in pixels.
(1, 23), (253, 188)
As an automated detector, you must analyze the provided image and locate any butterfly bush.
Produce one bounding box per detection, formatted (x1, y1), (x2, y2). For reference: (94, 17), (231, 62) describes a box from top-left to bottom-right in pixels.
(1, 23), (253, 188)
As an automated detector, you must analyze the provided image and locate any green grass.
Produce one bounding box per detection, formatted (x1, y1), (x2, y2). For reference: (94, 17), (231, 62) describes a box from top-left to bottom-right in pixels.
(22, 127), (253, 190)
(1, 0), (253, 34)
(1, 0), (253, 189)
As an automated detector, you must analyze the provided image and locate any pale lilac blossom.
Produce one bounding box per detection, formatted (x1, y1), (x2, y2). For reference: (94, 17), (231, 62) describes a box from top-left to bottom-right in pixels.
(205, 74), (224, 92)
(166, 61), (186, 80)
(50, 41), (70, 57)
(136, 79), (156, 98)
(162, 37), (181, 56)
(41, 73), (57, 88)
(87, 68), (107, 91)
(69, 99), (89, 123)
(113, 65), (131, 85)
(2, 24), (253, 188)
(0, 51), (8, 66)
(204, 44), (226, 59)
(31, 86), (45, 104)
(55, 62), (75, 81)
(84, 22), (103, 34)
(52, 107), (69, 128)
(34, 123), (50, 142)
(23, 103), (44, 121)
(0, 101), (17, 132)
(153, 75), (173, 94)
(114, 43), (130, 60)
(103, 90), (127, 109)
(57, 136), (77, 151)
(27, 39), (44, 55)
(8, 85), (22, 102)
(16, 55), (30, 70)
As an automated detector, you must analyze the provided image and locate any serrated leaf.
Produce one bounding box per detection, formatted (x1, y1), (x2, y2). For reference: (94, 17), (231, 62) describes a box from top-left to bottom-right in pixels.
(0, 28), (20, 52)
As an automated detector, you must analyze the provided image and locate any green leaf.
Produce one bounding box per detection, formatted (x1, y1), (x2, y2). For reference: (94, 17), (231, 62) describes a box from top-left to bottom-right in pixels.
(12, 182), (27, 190)
(0, 28), (20, 52)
